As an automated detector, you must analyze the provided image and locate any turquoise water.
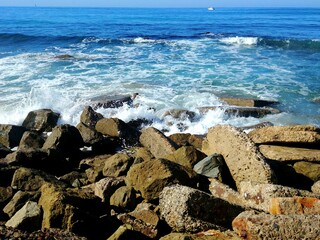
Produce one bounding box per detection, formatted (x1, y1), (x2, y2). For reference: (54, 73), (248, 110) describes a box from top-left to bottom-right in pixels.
(0, 7), (319, 134)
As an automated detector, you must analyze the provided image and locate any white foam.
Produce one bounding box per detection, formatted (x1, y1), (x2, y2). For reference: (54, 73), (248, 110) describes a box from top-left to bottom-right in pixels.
(133, 37), (156, 43)
(219, 36), (259, 46)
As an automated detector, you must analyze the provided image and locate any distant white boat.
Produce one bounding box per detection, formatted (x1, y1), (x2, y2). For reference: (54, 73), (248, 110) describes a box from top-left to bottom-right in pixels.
(208, 7), (215, 11)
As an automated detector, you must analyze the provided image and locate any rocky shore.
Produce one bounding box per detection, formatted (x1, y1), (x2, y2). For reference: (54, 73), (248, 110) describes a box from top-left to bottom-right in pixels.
(0, 95), (320, 239)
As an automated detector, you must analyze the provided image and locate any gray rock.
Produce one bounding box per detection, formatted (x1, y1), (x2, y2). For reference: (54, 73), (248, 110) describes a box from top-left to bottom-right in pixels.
(90, 93), (138, 110)
(5, 201), (42, 232)
(159, 185), (243, 233)
(22, 109), (60, 132)
(0, 124), (26, 148)
(193, 154), (224, 178)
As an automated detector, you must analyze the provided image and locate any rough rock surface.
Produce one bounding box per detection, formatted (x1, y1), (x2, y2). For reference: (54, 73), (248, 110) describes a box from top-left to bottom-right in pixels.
(18, 131), (45, 150)
(220, 97), (278, 108)
(102, 153), (134, 177)
(109, 186), (136, 210)
(312, 180), (320, 194)
(202, 125), (276, 188)
(232, 210), (320, 239)
(80, 106), (104, 128)
(194, 154), (224, 179)
(159, 185), (243, 233)
(22, 109), (60, 132)
(269, 197), (320, 215)
(139, 127), (177, 159)
(165, 146), (206, 169)
(0, 124), (26, 148)
(293, 161), (320, 182)
(92, 177), (125, 202)
(126, 159), (197, 201)
(76, 122), (103, 145)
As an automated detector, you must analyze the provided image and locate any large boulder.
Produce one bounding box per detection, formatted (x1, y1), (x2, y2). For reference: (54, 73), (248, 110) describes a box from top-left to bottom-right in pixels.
(5, 201), (42, 232)
(139, 127), (177, 159)
(42, 124), (84, 157)
(249, 125), (320, 146)
(102, 153), (134, 177)
(126, 158), (197, 201)
(232, 210), (320, 239)
(159, 185), (243, 233)
(18, 131), (45, 150)
(22, 109), (60, 132)
(165, 146), (206, 169)
(76, 122), (104, 146)
(0, 124), (26, 148)
(80, 106), (104, 128)
(109, 186), (137, 210)
(202, 125), (276, 189)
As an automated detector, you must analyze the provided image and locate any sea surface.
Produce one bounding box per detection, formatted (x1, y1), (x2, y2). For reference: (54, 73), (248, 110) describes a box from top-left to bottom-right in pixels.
(0, 7), (319, 134)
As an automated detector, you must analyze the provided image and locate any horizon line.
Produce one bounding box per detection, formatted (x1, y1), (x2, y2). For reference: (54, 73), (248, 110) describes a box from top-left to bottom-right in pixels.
(1, 6), (320, 8)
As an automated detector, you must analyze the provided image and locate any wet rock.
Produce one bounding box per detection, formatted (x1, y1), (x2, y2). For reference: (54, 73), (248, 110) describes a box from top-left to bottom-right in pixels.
(249, 125), (320, 146)
(163, 109), (196, 121)
(54, 54), (74, 60)
(293, 161), (320, 182)
(313, 97), (320, 103)
(0, 143), (12, 158)
(18, 131), (45, 150)
(3, 191), (40, 218)
(126, 159), (197, 201)
(93, 177), (125, 202)
(5, 201), (42, 232)
(42, 124), (84, 158)
(80, 106), (104, 128)
(159, 185), (243, 233)
(270, 196), (320, 215)
(139, 127), (178, 159)
(22, 109), (60, 132)
(103, 153), (134, 177)
(110, 186), (137, 210)
(193, 154), (224, 179)
(259, 145), (320, 162)
(96, 118), (139, 147)
(76, 122), (104, 146)
(90, 93), (138, 110)
(0, 124), (26, 148)
(238, 181), (318, 212)
(165, 146), (206, 169)
(202, 125), (276, 189)
(238, 121), (274, 132)
(232, 210), (320, 239)
(220, 97), (278, 108)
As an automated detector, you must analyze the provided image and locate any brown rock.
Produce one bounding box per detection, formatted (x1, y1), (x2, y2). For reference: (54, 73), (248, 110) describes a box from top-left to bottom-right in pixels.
(126, 158), (197, 201)
(165, 146), (206, 169)
(159, 185), (243, 233)
(220, 97), (278, 107)
(232, 210), (320, 239)
(109, 186), (136, 210)
(238, 181), (318, 212)
(259, 145), (320, 162)
(0, 143), (12, 158)
(0, 124), (26, 148)
(312, 181), (320, 194)
(93, 177), (125, 202)
(129, 203), (159, 227)
(126, 147), (154, 162)
(18, 131), (45, 150)
(202, 125), (276, 189)
(139, 127), (177, 159)
(76, 122), (103, 145)
(22, 109), (60, 132)
(249, 125), (320, 146)
(102, 153), (134, 177)
(160, 230), (241, 240)
(80, 106), (104, 128)
(169, 133), (204, 149)
(0, 186), (13, 207)
(270, 197), (320, 215)
(293, 161), (320, 182)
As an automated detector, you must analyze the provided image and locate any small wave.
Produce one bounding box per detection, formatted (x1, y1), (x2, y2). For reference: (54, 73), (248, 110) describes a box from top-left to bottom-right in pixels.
(219, 36), (259, 46)
(259, 38), (320, 51)
(132, 37), (156, 44)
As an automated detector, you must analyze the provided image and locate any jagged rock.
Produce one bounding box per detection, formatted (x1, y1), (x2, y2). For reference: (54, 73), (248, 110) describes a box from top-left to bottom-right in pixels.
(59, 171), (87, 188)
(76, 122), (104, 145)
(80, 106), (104, 128)
(3, 191), (40, 218)
(96, 118), (139, 147)
(0, 124), (26, 148)
(249, 124), (320, 146)
(93, 177), (125, 202)
(11, 167), (67, 191)
(232, 210), (320, 239)
(80, 155), (111, 183)
(90, 93), (138, 110)
(5, 201), (42, 232)
(163, 109), (196, 121)
(193, 154), (224, 179)
(270, 197), (320, 215)
(312, 181), (320, 194)
(22, 109), (60, 132)
(126, 147), (154, 162)
(42, 124), (84, 157)
(198, 106), (280, 118)
(139, 127), (177, 159)
(126, 159), (197, 201)
(293, 161), (320, 182)
(238, 181), (318, 212)
(0, 186), (13, 207)
(0, 143), (12, 158)
(202, 125), (276, 189)
(169, 133), (204, 150)
(18, 131), (45, 150)
(110, 186), (136, 210)
(220, 97), (278, 107)
(160, 185), (243, 233)
(259, 145), (320, 162)
(103, 153), (134, 177)
(129, 202), (159, 227)
(165, 146), (206, 169)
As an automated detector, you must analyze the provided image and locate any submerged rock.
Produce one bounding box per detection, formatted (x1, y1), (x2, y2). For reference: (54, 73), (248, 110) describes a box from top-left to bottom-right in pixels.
(90, 93), (138, 110)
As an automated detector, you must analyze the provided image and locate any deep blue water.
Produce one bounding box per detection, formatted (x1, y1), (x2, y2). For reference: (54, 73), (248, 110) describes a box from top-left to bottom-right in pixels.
(0, 7), (319, 133)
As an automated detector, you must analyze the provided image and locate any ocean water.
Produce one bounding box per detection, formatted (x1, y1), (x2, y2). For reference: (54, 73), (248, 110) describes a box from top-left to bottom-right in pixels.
(0, 7), (319, 135)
